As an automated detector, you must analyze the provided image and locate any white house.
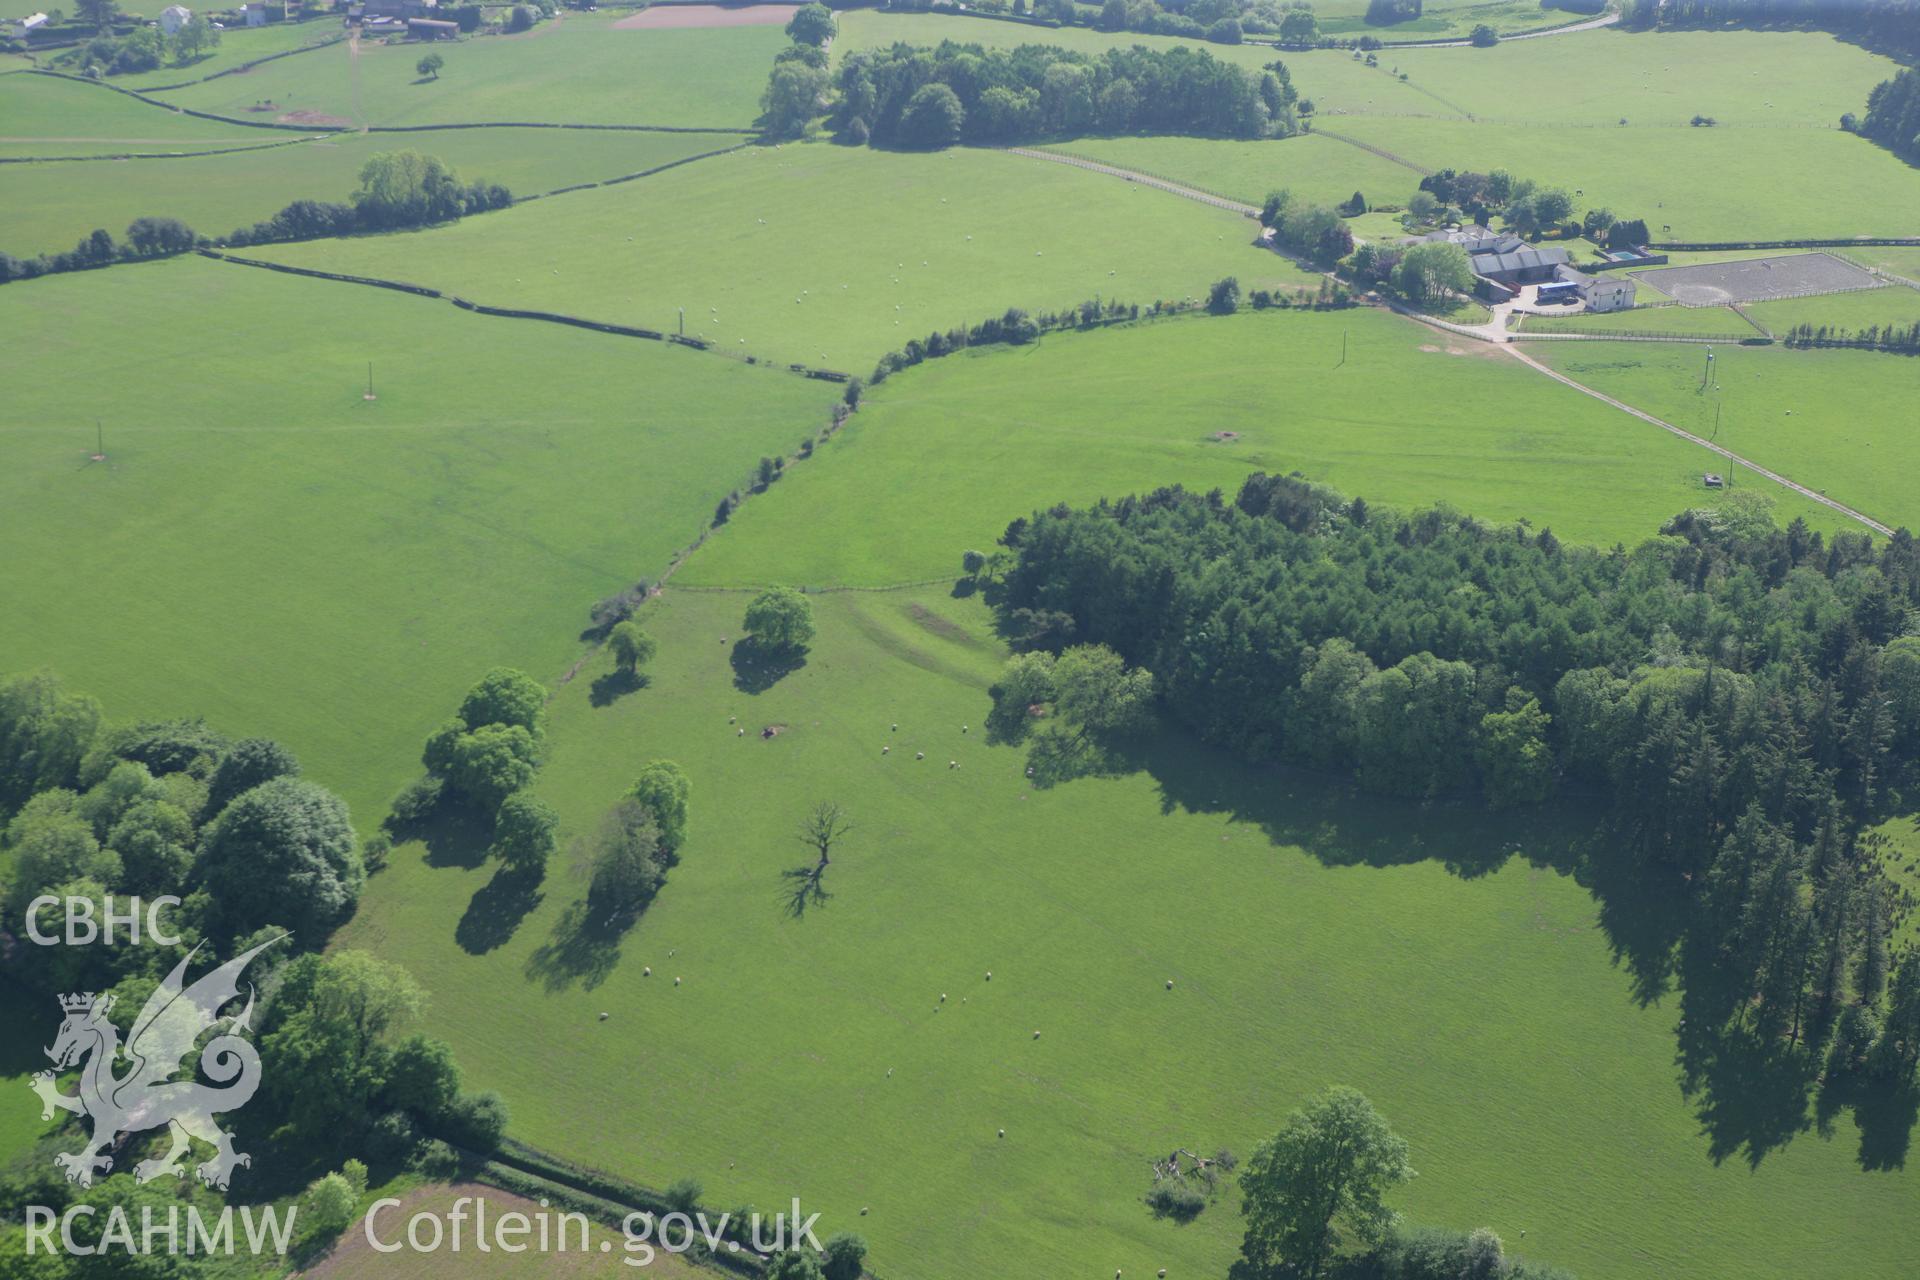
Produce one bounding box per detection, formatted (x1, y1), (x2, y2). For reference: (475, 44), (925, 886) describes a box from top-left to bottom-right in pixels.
(1580, 273), (1637, 313)
(159, 4), (192, 34)
(10, 12), (48, 40)
(242, 2), (269, 24)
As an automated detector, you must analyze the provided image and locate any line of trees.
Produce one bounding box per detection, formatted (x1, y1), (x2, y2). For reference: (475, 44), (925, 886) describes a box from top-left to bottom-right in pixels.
(1625, 0), (1920, 53)
(1784, 318), (1920, 351)
(1858, 65), (1920, 164)
(0, 150), (510, 287)
(824, 41), (1301, 148)
(51, 0), (221, 76)
(990, 477), (1920, 1117)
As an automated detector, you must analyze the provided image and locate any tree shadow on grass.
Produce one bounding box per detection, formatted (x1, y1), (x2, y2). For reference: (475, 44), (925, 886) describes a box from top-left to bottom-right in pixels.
(396, 800), (493, 871)
(590, 669), (648, 708)
(456, 865), (545, 955)
(1817, 1069), (1919, 1172)
(524, 898), (636, 992)
(731, 637), (807, 694)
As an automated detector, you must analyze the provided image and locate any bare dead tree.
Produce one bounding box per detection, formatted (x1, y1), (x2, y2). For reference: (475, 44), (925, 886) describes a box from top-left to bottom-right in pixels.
(781, 802), (852, 919)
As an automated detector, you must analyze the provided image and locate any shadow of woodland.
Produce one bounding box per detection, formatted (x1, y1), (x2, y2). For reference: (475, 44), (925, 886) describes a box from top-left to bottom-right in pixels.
(1032, 713), (1917, 1171)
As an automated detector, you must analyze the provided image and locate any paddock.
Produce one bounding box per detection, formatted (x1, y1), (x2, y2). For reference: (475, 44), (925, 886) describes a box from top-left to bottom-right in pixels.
(1631, 252), (1883, 306)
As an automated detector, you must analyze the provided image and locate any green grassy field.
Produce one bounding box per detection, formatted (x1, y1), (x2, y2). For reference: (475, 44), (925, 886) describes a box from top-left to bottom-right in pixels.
(109, 18), (344, 90)
(1860, 247), (1920, 280)
(0, 71), (276, 157)
(246, 142), (1317, 372)
(1740, 283), (1920, 336)
(680, 307), (1836, 589)
(1, 128), (747, 258)
(0, 256), (835, 821)
(152, 14), (782, 128)
(1318, 116), (1920, 241)
(1529, 341), (1920, 532)
(1039, 132), (1425, 209)
(1516, 303), (1760, 337)
(333, 580), (1920, 1280)
(1381, 27), (1897, 125)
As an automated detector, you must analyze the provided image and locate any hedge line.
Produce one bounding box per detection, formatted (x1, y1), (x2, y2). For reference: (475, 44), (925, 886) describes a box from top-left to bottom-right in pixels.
(132, 30), (347, 93)
(200, 250), (851, 380)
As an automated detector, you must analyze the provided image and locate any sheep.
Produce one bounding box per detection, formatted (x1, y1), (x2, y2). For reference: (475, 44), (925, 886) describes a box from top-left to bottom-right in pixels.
(1032, 1030), (1041, 1039)
(1166, 979), (1174, 990)
(860, 1207), (869, 1216)
(882, 746), (890, 755)
(644, 966), (652, 977)
(997, 1129), (1006, 1138)
(916, 751), (925, 760)
(940, 993), (947, 1002)
(985, 971), (992, 981)
(599, 1012), (609, 1021)
(674, 976), (682, 986)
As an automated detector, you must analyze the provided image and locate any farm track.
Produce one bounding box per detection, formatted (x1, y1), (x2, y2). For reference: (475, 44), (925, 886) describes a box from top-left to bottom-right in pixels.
(1010, 146), (1897, 539)
(1504, 344), (1896, 536)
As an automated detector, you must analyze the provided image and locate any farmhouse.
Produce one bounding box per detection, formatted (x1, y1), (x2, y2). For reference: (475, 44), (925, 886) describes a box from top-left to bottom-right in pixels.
(241, 1), (268, 24)
(1473, 245), (1572, 289)
(159, 4), (191, 34)
(9, 11), (47, 39)
(1558, 265), (1636, 312)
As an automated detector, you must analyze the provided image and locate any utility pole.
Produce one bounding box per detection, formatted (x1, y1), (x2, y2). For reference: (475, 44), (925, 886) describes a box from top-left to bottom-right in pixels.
(679, 307), (685, 338)
(1700, 346), (1714, 390)
(364, 362), (376, 401)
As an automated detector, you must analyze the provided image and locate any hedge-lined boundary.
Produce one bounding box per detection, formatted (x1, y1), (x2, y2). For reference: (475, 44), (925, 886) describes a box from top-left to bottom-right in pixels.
(0, 136), (313, 165)
(198, 248), (852, 381)
(369, 120), (757, 136)
(26, 67), (351, 132)
(129, 29), (347, 93)
(23, 68), (758, 135)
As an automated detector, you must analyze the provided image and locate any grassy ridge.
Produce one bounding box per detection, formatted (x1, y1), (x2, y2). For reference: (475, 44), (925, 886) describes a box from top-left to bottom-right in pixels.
(247, 143), (1319, 372)
(681, 306), (1835, 588)
(0, 256), (835, 820)
(0, 129), (746, 258)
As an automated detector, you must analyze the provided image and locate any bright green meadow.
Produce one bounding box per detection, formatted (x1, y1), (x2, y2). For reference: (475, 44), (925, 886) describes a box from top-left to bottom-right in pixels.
(1, 128), (747, 257)
(1515, 303), (1761, 337)
(682, 306), (1836, 589)
(109, 18), (345, 91)
(151, 15), (782, 128)
(0, 255), (836, 821)
(1740, 283), (1920, 336)
(1530, 340), (1920, 531)
(333, 578), (1920, 1280)
(0, 71), (273, 157)
(1318, 115), (1920, 241)
(246, 142), (1318, 372)
(1040, 132), (1424, 208)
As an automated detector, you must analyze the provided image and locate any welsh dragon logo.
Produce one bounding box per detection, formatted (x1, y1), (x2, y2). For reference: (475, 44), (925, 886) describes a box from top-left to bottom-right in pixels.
(30, 936), (281, 1191)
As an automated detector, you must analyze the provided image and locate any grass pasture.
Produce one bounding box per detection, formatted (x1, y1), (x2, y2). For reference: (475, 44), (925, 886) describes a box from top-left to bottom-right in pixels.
(0, 255), (836, 820)
(0, 71), (272, 158)
(151, 14), (783, 128)
(1307, 0), (1555, 38)
(1515, 304), (1760, 337)
(680, 307), (1836, 589)
(0, 128), (747, 258)
(246, 143), (1318, 372)
(1039, 132), (1425, 209)
(1740, 283), (1920, 336)
(336, 581), (1920, 1280)
(1529, 340), (1920, 531)
(109, 18), (345, 91)
(1381, 27), (1898, 126)
(1317, 116), (1920, 242)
